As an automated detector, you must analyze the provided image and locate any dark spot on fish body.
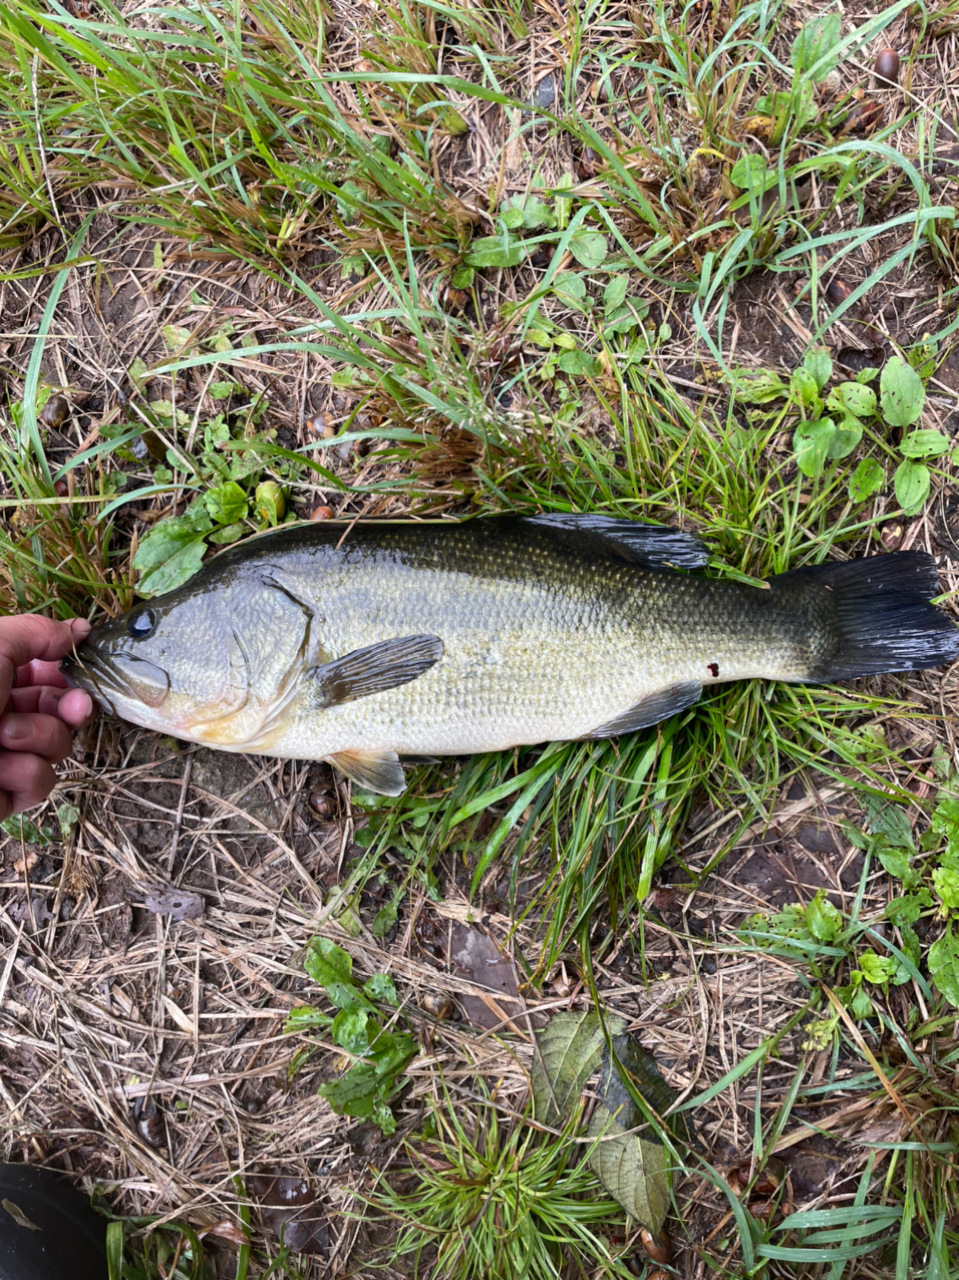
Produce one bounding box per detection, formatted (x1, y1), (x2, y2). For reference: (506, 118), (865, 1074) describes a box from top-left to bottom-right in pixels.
(707, 662), (719, 678)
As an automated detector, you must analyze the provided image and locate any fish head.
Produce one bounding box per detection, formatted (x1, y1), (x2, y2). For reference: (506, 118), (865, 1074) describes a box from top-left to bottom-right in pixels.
(61, 567), (314, 748)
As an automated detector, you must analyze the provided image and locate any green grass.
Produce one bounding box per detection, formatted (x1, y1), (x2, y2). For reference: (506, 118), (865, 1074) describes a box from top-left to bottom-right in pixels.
(3, 0), (959, 1273)
(367, 1072), (637, 1280)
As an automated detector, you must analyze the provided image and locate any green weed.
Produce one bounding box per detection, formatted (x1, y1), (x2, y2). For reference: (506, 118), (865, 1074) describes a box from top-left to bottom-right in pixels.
(735, 344), (954, 516)
(370, 1074), (634, 1280)
(285, 937), (417, 1135)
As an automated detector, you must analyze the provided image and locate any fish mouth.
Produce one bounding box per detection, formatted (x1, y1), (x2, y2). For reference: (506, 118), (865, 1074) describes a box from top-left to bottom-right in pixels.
(61, 646), (170, 713)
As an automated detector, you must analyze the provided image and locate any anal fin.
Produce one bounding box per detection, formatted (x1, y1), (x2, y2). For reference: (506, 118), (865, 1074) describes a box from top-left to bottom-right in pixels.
(328, 749), (407, 795)
(583, 681), (703, 740)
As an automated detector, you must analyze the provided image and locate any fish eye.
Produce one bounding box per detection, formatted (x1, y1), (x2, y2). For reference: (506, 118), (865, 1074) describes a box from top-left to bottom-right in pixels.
(127, 608), (158, 639)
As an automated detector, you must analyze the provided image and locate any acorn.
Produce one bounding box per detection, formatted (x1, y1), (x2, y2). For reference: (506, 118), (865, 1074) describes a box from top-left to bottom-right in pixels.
(39, 395), (69, 429)
(306, 410), (336, 438)
(640, 1227), (673, 1265)
(841, 97), (884, 135)
(308, 786), (334, 819)
(819, 68), (842, 100)
(133, 1097), (165, 1148)
(753, 1157), (786, 1197)
(442, 285), (468, 311)
(881, 522), (904, 551)
(420, 992), (454, 1019)
(874, 48), (900, 87)
(576, 146), (601, 180)
(825, 277), (853, 307)
(53, 479), (69, 499)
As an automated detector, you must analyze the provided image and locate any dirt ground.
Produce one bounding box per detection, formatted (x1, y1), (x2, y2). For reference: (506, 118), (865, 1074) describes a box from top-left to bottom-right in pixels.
(2, 674), (952, 1275)
(3, 0), (959, 1274)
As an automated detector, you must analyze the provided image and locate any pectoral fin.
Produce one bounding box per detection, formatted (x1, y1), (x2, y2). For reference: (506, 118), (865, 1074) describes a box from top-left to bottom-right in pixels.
(327, 749), (406, 795)
(584, 681), (703, 739)
(310, 634), (443, 708)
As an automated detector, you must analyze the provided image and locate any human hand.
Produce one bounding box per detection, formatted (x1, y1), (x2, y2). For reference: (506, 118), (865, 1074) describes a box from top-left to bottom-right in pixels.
(0, 615), (97, 820)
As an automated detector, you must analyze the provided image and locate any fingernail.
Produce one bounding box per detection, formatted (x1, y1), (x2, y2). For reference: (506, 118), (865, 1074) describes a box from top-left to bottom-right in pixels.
(1, 714), (31, 741)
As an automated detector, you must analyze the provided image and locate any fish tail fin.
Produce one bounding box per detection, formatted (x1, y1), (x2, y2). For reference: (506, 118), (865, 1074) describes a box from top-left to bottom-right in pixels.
(774, 552), (959, 679)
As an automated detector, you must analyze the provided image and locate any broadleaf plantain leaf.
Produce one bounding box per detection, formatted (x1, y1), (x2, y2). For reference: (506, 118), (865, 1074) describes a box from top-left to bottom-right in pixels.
(530, 1011), (626, 1127)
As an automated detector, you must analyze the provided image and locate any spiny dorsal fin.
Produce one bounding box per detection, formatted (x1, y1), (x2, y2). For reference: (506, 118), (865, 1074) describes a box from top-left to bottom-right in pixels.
(524, 513), (709, 569)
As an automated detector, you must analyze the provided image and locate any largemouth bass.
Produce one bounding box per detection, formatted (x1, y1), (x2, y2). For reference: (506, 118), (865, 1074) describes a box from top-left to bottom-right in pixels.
(61, 515), (959, 794)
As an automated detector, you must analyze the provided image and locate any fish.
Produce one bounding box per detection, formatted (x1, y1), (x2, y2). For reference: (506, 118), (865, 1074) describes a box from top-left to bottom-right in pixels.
(61, 514), (959, 795)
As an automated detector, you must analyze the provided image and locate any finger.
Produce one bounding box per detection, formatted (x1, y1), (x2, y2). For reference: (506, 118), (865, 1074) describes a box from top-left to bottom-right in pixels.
(55, 687), (96, 728)
(0, 712), (74, 765)
(0, 752), (57, 814)
(10, 685), (95, 722)
(1, 618), (91, 718)
(14, 658), (72, 691)
(0, 616), (90, 674)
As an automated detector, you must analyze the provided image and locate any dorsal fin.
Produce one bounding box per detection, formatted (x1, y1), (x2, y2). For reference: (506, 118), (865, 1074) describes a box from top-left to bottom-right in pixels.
(524, 514), (708, 569)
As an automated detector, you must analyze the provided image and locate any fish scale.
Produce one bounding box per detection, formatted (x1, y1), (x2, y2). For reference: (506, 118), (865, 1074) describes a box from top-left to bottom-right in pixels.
(62, 515), (959, 795)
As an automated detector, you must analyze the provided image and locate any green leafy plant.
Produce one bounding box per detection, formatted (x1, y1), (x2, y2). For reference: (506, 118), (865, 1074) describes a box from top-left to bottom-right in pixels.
(284, 937), (416, 1135)
(736, 345), (951, 515)
(105, 1213), (224, 1280)
(531, 1010), (683, 1233)
(1, 802), (79, 847)
(371, 1070), (632, 1280)
(865, 786), (959, 1009)
(465, 192), (606, 274)
(742, 772), (959, 1034)
(765, 11), (843, 145)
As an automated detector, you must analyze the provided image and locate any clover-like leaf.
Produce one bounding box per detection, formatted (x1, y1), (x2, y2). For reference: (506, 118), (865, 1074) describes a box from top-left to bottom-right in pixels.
(929, 925), (959, 1007)
(465, 235), (528, 269)
(205, 480), (248, 526)
(569, 231), (607, 269)
(803, 348), (832, 391)
(825, 416), (862, 459)
(791, 12), (842, 83)
(826, 382), (876, 419)
(304, 937), (354, 990)
(133, 511), (212, 596)
(793, 418), (836, 478)
(735, 369), (788, 404)
(730, 154), (776, 195)
(899, 429), (949, 459)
